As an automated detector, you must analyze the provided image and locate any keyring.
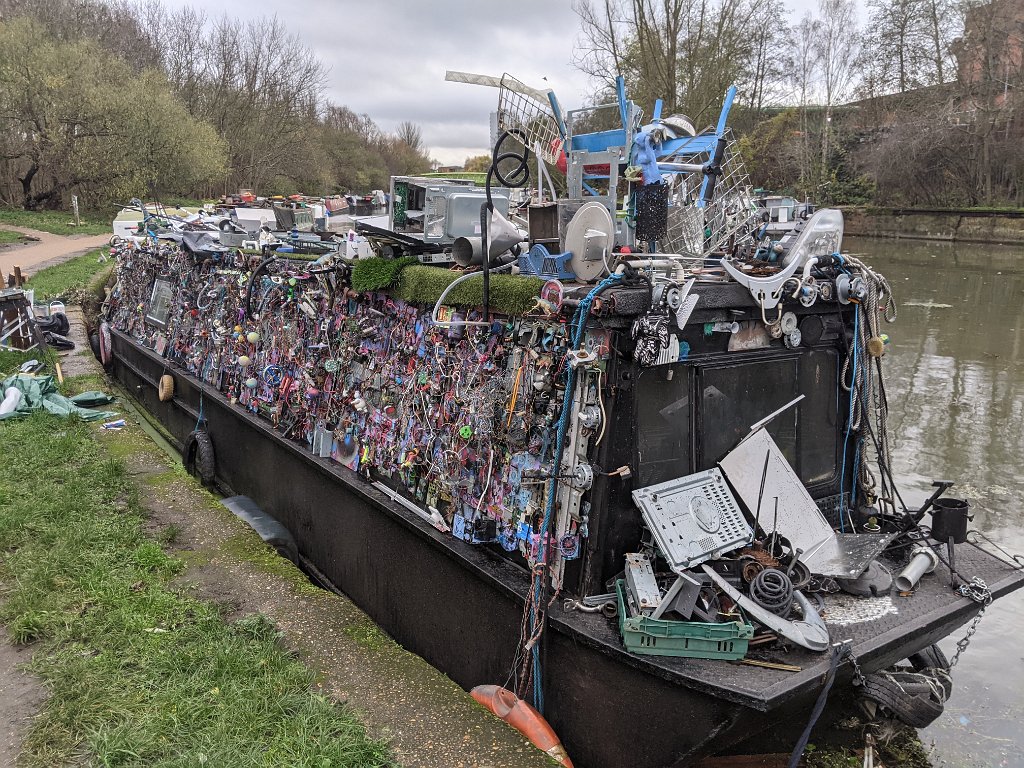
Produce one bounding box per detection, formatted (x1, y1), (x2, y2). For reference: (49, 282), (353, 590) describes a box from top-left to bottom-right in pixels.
(262, 364), (284, 386)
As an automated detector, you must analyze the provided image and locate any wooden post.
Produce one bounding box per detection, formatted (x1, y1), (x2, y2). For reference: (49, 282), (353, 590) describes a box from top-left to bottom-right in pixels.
(13, 266), (23, 287)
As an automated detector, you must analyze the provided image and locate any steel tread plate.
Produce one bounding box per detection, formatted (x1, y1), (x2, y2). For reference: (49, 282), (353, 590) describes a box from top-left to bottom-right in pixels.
(553, 542), (1024, 710)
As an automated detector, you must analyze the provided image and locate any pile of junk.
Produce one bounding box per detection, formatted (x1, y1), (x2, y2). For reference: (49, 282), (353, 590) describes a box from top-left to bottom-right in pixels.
(111, 193), (380, 260)
(1, 284), (76, 353)
(96, 70), (1024, 768)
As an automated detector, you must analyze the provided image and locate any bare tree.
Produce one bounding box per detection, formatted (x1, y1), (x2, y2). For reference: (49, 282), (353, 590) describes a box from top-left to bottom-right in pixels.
(573, 0), (776, 120)
(792, 13), (820, 194)
(815, 0), (859, 182)
(741, 0), (792, 117)
(858, 0), (958, 95)
(395, 121), (424, 152)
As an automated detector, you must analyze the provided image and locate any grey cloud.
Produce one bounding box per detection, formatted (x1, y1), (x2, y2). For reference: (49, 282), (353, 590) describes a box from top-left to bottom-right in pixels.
(159, 0), (596, 163)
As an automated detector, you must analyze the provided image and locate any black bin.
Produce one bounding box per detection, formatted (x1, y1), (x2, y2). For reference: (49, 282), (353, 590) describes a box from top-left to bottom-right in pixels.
(930, 498), (972, 544)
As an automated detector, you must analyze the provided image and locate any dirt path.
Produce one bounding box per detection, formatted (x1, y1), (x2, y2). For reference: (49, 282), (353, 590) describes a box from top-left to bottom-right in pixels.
(0, 642), (47, 766)
(0, 225), (110, 280)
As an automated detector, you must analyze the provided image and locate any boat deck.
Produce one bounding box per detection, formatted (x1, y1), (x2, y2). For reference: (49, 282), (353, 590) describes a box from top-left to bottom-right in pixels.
(553, 543), (1024, 711)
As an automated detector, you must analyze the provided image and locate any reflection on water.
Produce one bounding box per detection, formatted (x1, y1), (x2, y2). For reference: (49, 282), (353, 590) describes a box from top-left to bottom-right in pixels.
(846, 237), (1024, 767)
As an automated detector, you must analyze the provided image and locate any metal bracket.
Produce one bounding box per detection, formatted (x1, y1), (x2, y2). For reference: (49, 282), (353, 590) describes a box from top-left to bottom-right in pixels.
(721, 257), (802, 311)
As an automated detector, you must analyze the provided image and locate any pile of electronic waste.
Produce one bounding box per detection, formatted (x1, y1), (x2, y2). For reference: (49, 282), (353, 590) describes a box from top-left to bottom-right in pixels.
(619, 424), (896, 659)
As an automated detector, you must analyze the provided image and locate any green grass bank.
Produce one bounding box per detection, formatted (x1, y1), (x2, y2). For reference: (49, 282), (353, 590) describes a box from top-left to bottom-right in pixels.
(24, 248), (111, 302)
(0, 209), (110, 237)
(0, 411), (392, 767)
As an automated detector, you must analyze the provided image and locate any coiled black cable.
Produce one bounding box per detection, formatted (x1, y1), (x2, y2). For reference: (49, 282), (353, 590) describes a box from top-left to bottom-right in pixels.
(481, 129), (532, 322)
(243, 256), (278, 319)
(485, 128), (531, 208)
(749, 567), (794, 618)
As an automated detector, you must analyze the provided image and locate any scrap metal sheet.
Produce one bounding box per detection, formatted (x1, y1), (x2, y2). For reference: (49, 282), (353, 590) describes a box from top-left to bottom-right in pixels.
(719, 428), (893, 578)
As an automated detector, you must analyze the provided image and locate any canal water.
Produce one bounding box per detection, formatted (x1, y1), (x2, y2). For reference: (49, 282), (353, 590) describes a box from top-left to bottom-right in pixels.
(846, 237), (1024, 767)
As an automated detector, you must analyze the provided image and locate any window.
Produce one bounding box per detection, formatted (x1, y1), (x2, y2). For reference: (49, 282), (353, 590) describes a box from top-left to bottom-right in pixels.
(634, 349), (839, 490)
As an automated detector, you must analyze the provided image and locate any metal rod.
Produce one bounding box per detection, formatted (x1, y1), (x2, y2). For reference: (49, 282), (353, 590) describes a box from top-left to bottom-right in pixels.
(749, 394), (806, 434)
(754, 449), (770, 534)
(772, 496), (779, 548)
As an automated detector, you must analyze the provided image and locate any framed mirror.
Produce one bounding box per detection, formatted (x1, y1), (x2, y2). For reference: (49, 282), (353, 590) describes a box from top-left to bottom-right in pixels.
(146, 276), (174, 328)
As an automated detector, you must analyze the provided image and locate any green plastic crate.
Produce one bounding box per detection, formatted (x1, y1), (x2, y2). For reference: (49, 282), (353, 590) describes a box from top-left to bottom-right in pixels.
(616, 579), (753, 659)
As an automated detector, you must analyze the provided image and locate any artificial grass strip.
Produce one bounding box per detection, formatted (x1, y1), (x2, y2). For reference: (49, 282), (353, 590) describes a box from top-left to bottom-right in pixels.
(350, 256), (418, 292)
(0, 414), (392, 768)
(394, 266), (544, 316)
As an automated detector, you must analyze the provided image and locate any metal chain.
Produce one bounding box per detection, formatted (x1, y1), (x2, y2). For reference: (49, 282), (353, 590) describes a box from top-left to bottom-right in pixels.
(949, 577), (993, 668)
(844, 644), (868, 687)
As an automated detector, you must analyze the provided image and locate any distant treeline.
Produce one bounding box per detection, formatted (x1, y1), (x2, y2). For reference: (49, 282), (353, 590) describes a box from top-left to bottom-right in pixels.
(0, 0), (432, 210)
(574, 0), (1023, 208)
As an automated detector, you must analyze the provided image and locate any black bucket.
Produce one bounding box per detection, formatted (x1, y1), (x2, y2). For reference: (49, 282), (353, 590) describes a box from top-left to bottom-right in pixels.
(930, 498), (972, 544)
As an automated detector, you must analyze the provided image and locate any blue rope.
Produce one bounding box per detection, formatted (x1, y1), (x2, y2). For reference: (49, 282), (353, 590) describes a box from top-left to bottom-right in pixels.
(852, 437), (862, 519)
(528, 272), (623, 711)
(195, 389), (205, 432)
(838, 308), (860, 531)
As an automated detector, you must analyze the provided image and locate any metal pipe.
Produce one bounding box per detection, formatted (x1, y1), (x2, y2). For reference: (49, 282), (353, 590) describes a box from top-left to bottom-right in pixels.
(452, 237), (482, 267)
(621, 259), (678, 270)
(893, 546), (939, 592)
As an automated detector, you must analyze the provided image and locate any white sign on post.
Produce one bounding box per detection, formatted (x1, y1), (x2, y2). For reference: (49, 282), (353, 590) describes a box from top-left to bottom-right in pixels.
(71, 195), (80, 227)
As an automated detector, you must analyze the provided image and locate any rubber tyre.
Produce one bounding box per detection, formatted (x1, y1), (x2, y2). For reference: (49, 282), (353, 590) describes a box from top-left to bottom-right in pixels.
(861, 671), (945, 728)
(182, 430), (216, 488)
(908, 643), (949, 673)
(89, 331), (101, 361)
(98, 321), (112, 368)
(158, 374), (175, 402)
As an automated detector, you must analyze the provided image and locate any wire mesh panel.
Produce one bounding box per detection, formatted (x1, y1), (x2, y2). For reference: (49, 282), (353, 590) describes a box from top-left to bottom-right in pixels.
(661, 130), (757, 259)
(497, 74), (562, 164)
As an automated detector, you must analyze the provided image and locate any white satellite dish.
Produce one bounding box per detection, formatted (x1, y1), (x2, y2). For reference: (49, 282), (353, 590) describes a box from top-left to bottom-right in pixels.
(565, 202), (615, 283)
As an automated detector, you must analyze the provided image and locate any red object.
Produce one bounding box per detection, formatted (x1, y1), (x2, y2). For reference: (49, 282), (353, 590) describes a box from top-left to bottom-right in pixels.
(470, 685), (574, 767)
(553, 140), (611, 177)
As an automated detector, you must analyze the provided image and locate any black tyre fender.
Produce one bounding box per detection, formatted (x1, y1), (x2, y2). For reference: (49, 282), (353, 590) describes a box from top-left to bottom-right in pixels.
(182, 429), (216, 487)
(89, 331), (101, 361)
(860, 671), (946, 728)
(908, 643), (950, 673)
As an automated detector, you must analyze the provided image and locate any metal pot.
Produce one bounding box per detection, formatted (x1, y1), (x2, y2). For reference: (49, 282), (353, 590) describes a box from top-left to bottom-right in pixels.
(930, 498), (972, 544)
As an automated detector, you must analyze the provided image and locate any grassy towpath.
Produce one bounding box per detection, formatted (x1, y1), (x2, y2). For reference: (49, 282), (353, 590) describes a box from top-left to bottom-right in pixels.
(0, 341), (554, 767)
(0, 410), (394, 767)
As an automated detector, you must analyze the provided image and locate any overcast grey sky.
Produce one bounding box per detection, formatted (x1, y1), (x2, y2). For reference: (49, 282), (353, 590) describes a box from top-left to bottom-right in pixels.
(159, 0), (826, 165)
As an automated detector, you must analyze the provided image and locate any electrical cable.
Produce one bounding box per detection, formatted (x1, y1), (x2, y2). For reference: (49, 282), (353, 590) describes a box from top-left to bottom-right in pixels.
(483, 130), (532, 322)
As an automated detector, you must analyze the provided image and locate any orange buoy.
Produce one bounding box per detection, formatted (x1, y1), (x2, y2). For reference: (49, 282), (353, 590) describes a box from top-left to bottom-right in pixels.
(470, 684), (574, 767)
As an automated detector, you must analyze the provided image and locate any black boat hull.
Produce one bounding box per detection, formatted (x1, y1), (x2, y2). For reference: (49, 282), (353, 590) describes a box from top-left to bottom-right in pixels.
(108, 329), (1018, 768)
